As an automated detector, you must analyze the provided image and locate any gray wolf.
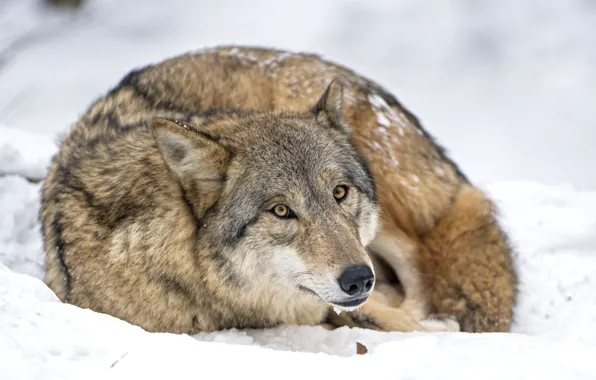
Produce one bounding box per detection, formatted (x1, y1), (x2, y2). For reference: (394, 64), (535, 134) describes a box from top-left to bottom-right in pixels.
(40, 46), (517, 334)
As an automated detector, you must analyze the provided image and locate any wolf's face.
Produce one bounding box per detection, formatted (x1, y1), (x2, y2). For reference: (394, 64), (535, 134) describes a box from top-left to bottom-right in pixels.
(151, 81), (379, 310)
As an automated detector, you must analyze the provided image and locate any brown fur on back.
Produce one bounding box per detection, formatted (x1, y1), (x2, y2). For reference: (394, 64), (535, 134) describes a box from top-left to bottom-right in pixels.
(41, 46), (517, 333)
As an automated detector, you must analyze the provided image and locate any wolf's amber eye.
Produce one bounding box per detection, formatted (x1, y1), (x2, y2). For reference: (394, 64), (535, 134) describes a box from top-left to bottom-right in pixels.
(271, 204), (295, 219)
(333, 185), (349, 202)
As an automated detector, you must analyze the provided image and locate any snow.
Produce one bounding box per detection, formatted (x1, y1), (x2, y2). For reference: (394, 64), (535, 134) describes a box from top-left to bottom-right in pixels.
(434, 166), (446, 177)
(0, 126), (57, 181)
(6, 264), (595, 380)
(375, 112), (391, 128)
(0, 175), (45, 279)
(1, 1), (596, 378)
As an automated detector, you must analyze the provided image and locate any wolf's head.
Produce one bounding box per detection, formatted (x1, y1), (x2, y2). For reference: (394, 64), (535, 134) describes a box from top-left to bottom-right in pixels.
(150, 81), (379, 311)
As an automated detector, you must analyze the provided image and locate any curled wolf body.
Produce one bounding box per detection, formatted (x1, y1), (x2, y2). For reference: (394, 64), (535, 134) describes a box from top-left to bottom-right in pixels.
(40, 46), (517, 334)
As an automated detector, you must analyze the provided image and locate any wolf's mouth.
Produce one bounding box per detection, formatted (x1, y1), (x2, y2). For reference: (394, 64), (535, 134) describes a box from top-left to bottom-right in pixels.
(298, 286), (368, 309)
(330, 296), (368, 308)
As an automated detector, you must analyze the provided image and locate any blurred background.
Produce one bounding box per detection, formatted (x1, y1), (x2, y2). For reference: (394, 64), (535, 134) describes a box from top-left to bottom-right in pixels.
(1, 0), (595, 188)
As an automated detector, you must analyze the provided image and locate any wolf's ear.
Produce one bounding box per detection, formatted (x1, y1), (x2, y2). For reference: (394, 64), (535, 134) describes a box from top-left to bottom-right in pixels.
(311, 79), (350, 134)
(150, 117), (230, 219)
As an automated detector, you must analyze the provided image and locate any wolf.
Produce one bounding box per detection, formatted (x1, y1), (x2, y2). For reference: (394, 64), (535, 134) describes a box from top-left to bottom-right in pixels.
(40, 46), (517, 334)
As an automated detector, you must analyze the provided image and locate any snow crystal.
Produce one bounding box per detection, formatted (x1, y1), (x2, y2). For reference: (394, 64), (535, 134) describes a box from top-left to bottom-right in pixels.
(368, 93), (390, 110)
(368, 94), (410, 130)
(276, 52), (294, 61)
(376, 112), (391, 127)
(369, 141), (383, 151)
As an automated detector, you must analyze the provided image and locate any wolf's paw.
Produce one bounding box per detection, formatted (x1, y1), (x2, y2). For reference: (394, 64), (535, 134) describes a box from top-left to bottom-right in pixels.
(420, 316), (461, 332)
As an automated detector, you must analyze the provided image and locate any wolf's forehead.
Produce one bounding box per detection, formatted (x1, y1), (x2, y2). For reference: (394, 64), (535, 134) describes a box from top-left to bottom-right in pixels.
(236, 134), (343, 190)
(245, 127), (346, 165)
(231, 120), (368, 195)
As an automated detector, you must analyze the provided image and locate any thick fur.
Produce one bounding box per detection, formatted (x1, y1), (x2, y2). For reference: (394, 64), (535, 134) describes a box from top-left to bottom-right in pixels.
(41, 46), (517, 334)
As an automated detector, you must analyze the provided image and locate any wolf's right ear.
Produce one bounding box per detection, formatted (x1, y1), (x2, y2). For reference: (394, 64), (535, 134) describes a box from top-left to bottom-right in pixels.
(311, 79), (350, 135)
(150, 117), (230, 218)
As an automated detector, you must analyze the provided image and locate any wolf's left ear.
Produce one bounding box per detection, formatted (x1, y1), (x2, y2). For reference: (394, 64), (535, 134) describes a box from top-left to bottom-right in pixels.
(311, 79), (350, 134)
(150, 117), (231, 219)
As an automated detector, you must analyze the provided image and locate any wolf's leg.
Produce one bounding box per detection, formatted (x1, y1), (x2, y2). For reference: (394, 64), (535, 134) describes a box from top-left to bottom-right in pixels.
(367, 230), (431, 323)
(419, 184), (517, 332)
(361, 224), (462, 332)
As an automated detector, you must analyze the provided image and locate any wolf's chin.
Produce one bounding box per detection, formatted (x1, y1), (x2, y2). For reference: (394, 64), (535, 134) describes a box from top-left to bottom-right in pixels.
(330, 296), (369, 308)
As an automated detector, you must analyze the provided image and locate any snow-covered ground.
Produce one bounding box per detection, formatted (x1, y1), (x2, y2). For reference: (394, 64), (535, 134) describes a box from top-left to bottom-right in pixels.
(2, 1), (596, 379)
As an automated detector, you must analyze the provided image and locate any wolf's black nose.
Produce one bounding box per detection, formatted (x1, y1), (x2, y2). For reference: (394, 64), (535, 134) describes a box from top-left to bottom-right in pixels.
(338, 265), (374, 296)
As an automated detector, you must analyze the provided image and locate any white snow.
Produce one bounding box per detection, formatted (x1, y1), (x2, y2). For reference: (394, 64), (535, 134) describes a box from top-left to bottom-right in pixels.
(1, 1), (596, 378)
(3, 262), (594, 380)
(369, 93), (408, 130)
(0, 126), (57, 181)
(375, 112), (391, 127)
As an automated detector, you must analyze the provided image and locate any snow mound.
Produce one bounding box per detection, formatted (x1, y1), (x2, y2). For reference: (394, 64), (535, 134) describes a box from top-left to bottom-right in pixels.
(2, 262), (596, 380)
(0, 125), (57, 181)
(0, 175), (45, 279)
